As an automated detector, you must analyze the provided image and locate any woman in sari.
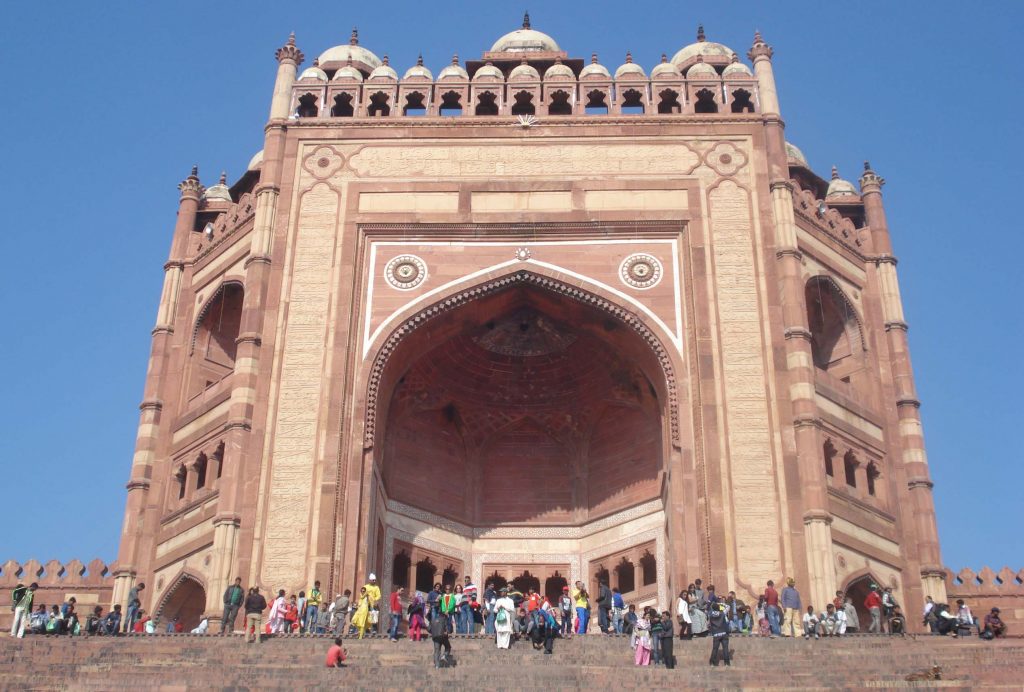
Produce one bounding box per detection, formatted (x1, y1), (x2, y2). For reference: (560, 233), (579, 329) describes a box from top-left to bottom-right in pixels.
(350, 587), (372, 639)
(633, 610), (652, 665)
(494, 588), (515, 649)
(690, 598), (709, 638)
(408, 592), (426, 642)
(267, 589), (286, 634)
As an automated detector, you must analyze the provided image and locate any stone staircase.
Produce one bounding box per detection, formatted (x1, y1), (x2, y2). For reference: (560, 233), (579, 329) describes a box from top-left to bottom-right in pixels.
(2, 632), (1022, 690)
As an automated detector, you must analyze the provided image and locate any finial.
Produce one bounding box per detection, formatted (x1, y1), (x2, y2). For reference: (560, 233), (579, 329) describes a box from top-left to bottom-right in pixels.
(219, 171), (227, 185)
(452, 53), (459, 65)
(346, 56), (353, 66)
(276, 33), (304, 65)
(179, 165), (203, 195)
(730, 53), (739, 63)
(696, 55), (704, 64)
(350, 27), (359, 45)
(382, 55), (389, 66)
(523, 11), (531, 29)
(625, 51), (633, 63)
(287, 32), (296, 47)
(417, 54), (424, 66)
(661, 53), (668, 63)
(748, 30), (772, 62)
(831, 166), (839, 180)
(753, 30), (764, 44)
(555, 56), (562, 64)
(697, 24), (706, 42)
(591, 52), (598, 64)
(190, 165), (199, 178)
(312, 58), (319, 67)
(864, 160), (872, 172)
(521, 57), (528, 65)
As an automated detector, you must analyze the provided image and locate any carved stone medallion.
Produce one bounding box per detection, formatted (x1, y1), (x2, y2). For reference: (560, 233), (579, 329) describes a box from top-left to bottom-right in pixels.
(619, 253), (663, 290)
(384, 255), (427, 290)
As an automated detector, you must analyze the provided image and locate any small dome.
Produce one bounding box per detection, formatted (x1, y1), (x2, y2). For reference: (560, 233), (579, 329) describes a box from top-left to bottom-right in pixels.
(438, 55), (469, 80)
(369, 57), (398, 81)
(490, 13), (560, 53)
(671, 25), (735, 68)
(473, 62), (503, 80)
(580, 53), (611, 79)
(509, 61), (540, 80)
(651, 55), (682, 79)
(332, 63), (364, 82)
(785, 142), (809, 167)
(247, 149), (264, 171)
(686, 56), (718, 79)
(614, 53), (645, 79)
(544, 60), (574, 80)
(722, 54), (753, 77)
(827, 166), (859, 197)
(203, 172), (232, 202)
(403, 56), (433, 80)
(318, 28), (382, 74)
(298, 65), (328, 82)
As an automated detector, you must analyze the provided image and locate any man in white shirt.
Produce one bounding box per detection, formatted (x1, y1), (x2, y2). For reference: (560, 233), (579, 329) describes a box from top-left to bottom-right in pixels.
(802, 606), (819, 639)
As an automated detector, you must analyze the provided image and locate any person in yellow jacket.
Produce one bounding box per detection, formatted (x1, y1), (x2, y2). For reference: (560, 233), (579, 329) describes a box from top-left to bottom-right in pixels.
(350, 587), (372, 639)
(571, 581), (591, 634)
(363, 573), (382, 633)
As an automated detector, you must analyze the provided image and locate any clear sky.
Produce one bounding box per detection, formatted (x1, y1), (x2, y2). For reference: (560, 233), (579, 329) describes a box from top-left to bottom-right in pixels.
(1, 1), (1020, 573)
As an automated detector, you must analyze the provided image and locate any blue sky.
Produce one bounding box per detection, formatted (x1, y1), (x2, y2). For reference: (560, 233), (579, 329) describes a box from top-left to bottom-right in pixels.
(1, 1), (1020, 573)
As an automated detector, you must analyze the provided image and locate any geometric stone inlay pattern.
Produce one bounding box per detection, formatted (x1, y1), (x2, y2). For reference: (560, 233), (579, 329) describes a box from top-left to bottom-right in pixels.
(619, 253), (663, 290)
(384, 254), (427, 291)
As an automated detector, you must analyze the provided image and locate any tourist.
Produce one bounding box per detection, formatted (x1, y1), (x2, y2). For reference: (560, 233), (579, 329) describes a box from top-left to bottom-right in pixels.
(888, 605), (906, 635)
(9, 582), (25, 615)
(835, 601), (849, 635)
(131, 610), (148, 633)
(60, 596), (78, 635)
(427, 583), (441, 621)
(833, 590), (845, 610)
(363, 573), (382, 633)
(677, 589), (692, 640)
(573, 583), (590, 634)
(123, 582), (145, 633)
(597, 579), (613, 633)
(705, 585), (719, 612)
(494, 588), (515, 649)
(267, 589), (286, 634)
(802, 605), (819, 639)
(244, 586), (267, 644)
(936, 602), (957, 636)
(29, 605), (48, 634)
(283, 594), (300, 633)
(649, 610), (663, 664)
(982, 608), (1006, 639)
(708, 604), (730, 667)
(469, 594), (482, 633)
(723, 591), (742, 632)
(350, 586), (372, 639)
(633, 609), (652, 666)
(458, 583), (473, 634)
(325, 637), (347, 668)
(408, 591), (426, 641)
(332, 590), (351, 636)
(820, 604), (839, 636)
(104, 604), (122, 635)
(690, 596), (709, 638)
(85, 606), (103, 635)
(316, 602), (330, 634)
(736, 605), (753, 634)
(558, 586), (573, 636)
(693, 579), (706, 609)
(463, 576), (478, 603)
(780, 578), (801, 637)
(659, 610), (675, 669)
(843, 597), (859, 633)
(955, 599), (974, 637)
(541, 604), (559, 654)
(46, 605), (63, 634)
(483, 582), (497, 635)
(220, 577), (244, 635)
(429, 607), (452, 667)
(296, 591), (307, 633)
(514, 607), (529, 642)
(439, 584), (457, 633)
(611, 587), (625, 634)
(882, 587), (898, 628)
(865, 585), (883, 634)
(305, 580), (322, 634)
(9, 582), (35, 638)
(191, 617), (209, 634)
(388, 585), (404, 642)
(623, 603), (638, 635)
(764, 580), (781, 635)
(923, 595), (938, 634)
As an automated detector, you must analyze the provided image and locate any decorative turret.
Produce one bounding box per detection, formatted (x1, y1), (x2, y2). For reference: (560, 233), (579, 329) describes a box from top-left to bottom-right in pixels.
(275, 32), (304, 66)
(178, 165), (203, 199)
(270, 33), (303, 119)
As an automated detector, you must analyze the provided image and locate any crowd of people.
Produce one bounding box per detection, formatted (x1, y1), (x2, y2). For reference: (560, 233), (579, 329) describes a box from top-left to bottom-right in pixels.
(9, 573), (1009, 670)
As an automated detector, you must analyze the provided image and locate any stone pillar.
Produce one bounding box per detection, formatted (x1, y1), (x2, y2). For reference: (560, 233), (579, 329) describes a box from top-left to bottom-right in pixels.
(270, 33), (303, 120)
(750, 32), (835, 611)
(859, 162), (946, 603)
(113, 166), (202, 611)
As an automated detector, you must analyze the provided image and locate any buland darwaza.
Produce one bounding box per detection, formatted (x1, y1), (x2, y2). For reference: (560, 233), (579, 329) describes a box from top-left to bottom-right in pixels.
(108, 16), (949, 631)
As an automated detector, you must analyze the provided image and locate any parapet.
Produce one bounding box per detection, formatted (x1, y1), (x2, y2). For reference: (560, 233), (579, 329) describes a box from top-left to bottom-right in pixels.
(946, 566), (1024, 637)
(0, 559), (116, 631)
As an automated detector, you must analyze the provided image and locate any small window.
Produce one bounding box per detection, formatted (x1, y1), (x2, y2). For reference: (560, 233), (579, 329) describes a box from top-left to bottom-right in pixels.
(866, 462), (880, 496)
(694, 88), (717, 114)
(844, 451), (859, 488)
(368, 91), (390, 117)
(823, 439), (836, 477)
(640, 550), (657, 587)
(475, 91), (499, 116)
(176, 465), (187, 500)
(403, 91), (426, 116)
(439, 91), (463, 116)
(547, 89), (572, 116)
(657, 88), (681, 114)
(615, 557), (635, 593)
(331, 93), (354, 117)
(731, 88), (754, 113)
(194, 453), (208, 490)
(594, 565), (609, 592)
(214, 443), (225, 479)
(297, 94), (318, 118)
(621, 88), (645, 115)
(585, 90), (609, 115)
(511, 90), (535, 116)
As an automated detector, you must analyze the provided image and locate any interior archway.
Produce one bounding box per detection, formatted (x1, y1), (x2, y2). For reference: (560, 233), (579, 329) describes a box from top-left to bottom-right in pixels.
(157, 576), (206, 631)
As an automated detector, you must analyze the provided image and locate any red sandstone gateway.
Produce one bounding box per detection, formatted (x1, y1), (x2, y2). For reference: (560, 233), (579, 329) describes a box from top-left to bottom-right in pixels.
(2, 17), (1018, 637)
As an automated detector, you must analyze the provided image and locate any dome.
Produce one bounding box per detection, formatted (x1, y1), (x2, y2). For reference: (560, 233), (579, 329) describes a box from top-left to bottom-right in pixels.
(686, 56), (718, 79)
(202, 173), (232, 202)
(298, 65), (328, 82)
(785, 142), (808, 167)
(614, 53), (645, 79)
(318, 28), (383, 74)
(579, 53), (610, 79)
(651, 55), (682, 79)
(438, 55), (469, 80)
(403, 56), (433, 80)
(368, 57), (398, 81)
(827, 167), (858, 197)
(332, 63), (364, 82)
(509, 61), (540, 80)
(671, 25), (735, 68)
(247, 149), (264, 171)
(544, 60), (574, 80)
(473, 62), (503, 80)
(722, 54), (752, 77)
(490, 13), (560, 53)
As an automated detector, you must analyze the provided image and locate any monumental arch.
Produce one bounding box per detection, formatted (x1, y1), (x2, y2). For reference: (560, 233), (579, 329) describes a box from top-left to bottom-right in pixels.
(109, 18), (947, 631)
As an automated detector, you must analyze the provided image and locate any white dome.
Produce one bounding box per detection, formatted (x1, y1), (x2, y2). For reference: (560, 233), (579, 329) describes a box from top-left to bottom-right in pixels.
(318, 30), (382, 74)
(686, 58), (718, 79)
(671, 26), (735, 68)
(473, 63), (503, 80)
(491, 14), (560, 53)
(509, 62), (540, 80)
(827, 167), (858, 197)
(247, 149), (264, 171)
(438, 56), (469, 80)
(202, 173), (232, 202)
(651, 56), (682, 79)
(722, 56), (753, 77)
(332, 64), (364, 82)
(298, 66), (328, 82)
(580, 54), (611, 79)
(544, 61), (574, 80)
(403, 58), (433, 80)
(785, 142), (809, 167)
(614, 54), (645, 79)
(369, 59), (398, 81)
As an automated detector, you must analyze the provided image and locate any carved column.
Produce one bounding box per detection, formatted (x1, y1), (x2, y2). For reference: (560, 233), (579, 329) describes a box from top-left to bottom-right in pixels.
(270, 33), (303, 120)
(859, 163), (946, 603)
(750, 32), (835, 610)
(113, 167), (202, 611)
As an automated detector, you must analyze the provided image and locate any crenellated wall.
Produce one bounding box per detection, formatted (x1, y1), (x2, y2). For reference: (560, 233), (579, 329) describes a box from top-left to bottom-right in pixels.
(0, 559), (115, 631)
(946, 566), (1024, 637)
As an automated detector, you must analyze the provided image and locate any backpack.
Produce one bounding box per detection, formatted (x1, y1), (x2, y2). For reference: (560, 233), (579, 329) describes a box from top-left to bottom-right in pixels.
(429, 615), (447, 639)
(496, 608), (508, 626)
(11, 586), (27, 610)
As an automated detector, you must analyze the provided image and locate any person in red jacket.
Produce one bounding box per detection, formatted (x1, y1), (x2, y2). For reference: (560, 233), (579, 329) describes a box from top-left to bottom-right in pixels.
(388, 586), (405, 642)
(325, 637), (347, 667)
(864, 587), (883, 634)
(284, 595), (300, 633)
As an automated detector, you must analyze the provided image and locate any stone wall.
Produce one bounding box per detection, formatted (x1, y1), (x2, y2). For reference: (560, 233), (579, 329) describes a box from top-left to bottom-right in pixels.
(946, 566), (1024, 637)
(0, 559), (115, 631)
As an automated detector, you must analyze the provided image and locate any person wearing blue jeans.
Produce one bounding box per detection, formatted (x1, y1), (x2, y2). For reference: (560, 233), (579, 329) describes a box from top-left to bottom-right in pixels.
(387, 586), (405, 641)
(458, 599), (472, 634)
(611, 588), (625, 634)
(483, 583), (497, 635)
(123, 583), (145, 633)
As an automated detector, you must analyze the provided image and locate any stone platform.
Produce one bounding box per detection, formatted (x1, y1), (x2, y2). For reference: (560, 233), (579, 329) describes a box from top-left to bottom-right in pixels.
(2, 632), (1022, 690)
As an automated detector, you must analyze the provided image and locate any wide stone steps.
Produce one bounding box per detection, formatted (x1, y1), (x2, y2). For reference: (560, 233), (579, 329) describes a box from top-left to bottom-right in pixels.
(2, 633), (1022, 690)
